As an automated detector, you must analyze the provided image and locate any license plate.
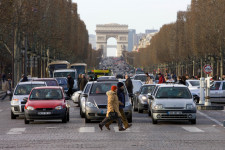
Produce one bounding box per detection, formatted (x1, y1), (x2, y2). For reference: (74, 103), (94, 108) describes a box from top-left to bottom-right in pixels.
(168, 111), (182, 115)
(100, 109), (107, 114)
(38, 112), (51, 115)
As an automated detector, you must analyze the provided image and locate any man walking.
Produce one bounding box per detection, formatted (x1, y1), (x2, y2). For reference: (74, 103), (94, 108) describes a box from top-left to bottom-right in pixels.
(99, 85), (125, 131)
(125, 75), (133, 95)
(67, 74), (74, 98)
(79, 74), (88, 91)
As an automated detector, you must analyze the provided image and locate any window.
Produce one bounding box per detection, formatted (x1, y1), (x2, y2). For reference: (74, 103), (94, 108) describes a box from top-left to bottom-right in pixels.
(222, 82), (225, 90)
(29, 89), (63, 100)
(14, 84), (45, 95)
(210, 82), (221, 90)
(84, 84), (91, 94)
(156, 87), (192, 99)
(141, 85), (155, 94)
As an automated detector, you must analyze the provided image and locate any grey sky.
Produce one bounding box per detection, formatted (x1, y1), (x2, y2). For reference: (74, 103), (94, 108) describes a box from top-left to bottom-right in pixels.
(73, 0), (191, 34)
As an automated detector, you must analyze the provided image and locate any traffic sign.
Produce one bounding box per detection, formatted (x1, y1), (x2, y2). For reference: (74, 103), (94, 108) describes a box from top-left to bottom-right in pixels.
(203, 65), (213, 74)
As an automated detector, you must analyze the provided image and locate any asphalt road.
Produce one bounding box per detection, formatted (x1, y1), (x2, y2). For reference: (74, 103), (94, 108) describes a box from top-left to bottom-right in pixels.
(0, 96), (225, 150)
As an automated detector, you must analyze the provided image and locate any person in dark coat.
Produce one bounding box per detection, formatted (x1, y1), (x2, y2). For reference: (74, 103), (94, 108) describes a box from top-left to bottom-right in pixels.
(158, 73), (165, 84)
(20, 74), (28, 82)
(79, 74), (88, 91)
(67, 74), (74, 97)
(125, 75), (133, 94)
(77, 74), (82, 90)
(179, 76), (186, 85)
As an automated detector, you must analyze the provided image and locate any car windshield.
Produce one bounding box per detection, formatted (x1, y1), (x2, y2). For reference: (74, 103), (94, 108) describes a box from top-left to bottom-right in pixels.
(189, 81), (200, 86)
(210, 82), (221, 90)
(56, 78), (67, 85)
(14, 84), (46, 95)
(134, 76), (147, 82)
(132, 81), (143, 93)
(156, 87), (192, 99)
(90, 83), (127, 94)
(54, 72), (76, 79)
(29, 89), (63, 100)
(141, 85), (155, 94)
(34, 80), (58, 86)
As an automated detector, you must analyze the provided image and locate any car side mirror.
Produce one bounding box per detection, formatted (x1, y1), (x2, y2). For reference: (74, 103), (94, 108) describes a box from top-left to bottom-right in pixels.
(148, 94), (154, 100)
(82, 93), (88, 97)
(23, 97), (28, 101)
(134, 91), (140, 95)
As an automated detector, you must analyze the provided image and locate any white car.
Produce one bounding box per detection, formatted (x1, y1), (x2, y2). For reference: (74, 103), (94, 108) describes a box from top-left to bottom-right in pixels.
(11, 81), (47, 119)
(186, 80), (200, 103)
(210, 81), (225, 103)
(71, 90), (82, 106)
(149, 84), (196, 124)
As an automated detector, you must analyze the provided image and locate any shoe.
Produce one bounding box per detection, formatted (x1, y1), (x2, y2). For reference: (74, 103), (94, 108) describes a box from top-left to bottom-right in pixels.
(119, 127), (126, 131)
(99, 124), (103, 131)
(105, 125), (110, 130)
(125, 124), (132, 129)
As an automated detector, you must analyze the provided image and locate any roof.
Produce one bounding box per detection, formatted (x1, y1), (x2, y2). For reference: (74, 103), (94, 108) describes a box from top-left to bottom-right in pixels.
(33, 78), (57, 81)
(32, 86), (62, 90)
(158, 84), (187, 88)
(70, 63), (87, 66)
(53, 69), (76, 73)
(48, 61), (70, 66)
(18, 81), (46, 85)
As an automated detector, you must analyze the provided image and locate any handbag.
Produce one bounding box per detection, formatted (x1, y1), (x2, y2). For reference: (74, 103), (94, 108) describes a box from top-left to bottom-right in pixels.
(109, 112), (118, 120)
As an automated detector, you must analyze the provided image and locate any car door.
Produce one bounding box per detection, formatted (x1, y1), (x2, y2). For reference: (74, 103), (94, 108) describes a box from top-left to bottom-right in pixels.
(210, 81), (221, 102)
(81, 83), (92, 113)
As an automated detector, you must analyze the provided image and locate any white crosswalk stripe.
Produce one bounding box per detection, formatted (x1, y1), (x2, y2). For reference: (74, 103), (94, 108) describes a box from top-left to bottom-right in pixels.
(78, 127), (95, 133)
(7, 128), (26, 135)
(182, 126), (204, 133)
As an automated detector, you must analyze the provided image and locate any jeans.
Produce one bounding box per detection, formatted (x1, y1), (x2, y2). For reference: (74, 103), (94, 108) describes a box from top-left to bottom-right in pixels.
(99, 116), (123, 129)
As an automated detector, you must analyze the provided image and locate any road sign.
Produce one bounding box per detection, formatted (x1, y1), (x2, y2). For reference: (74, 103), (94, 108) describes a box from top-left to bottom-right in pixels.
(203, 65), (213, 74)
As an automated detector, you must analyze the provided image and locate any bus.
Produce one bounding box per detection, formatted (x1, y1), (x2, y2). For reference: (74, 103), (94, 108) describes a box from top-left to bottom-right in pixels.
(69, 63), (87, 75)
(47, 61), (70, 77)
(88, 69), (112, 78)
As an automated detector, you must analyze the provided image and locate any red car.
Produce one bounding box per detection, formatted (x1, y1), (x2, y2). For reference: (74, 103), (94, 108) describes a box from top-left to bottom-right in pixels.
(24, 86), (70, 124)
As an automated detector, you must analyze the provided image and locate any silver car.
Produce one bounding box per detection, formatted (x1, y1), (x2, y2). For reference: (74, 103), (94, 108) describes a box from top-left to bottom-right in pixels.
(149, 84), (196, 124)
(11, 81), (47, 119)
(83, 80), (132, 123)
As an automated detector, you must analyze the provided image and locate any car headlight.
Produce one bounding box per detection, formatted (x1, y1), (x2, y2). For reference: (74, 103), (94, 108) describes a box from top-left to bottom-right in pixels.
(186, 104), (194, 109)
(125, 101), (131, 107)
(153, 104), (163, 109)
(86, 102), (96, 108)
(55, 106), (63, 110)
(139, 95), (147, 101)
(11, 99), (20, 105)
(26, 106), (35, 110)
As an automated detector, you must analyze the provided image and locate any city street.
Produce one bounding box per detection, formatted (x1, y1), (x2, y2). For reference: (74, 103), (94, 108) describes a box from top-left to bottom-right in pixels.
(0, 97), (225, 150)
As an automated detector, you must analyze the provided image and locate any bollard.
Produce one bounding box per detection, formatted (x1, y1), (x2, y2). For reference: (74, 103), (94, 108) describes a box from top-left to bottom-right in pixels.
(199, 77), (205, 105)
(205, 76), (211, 106)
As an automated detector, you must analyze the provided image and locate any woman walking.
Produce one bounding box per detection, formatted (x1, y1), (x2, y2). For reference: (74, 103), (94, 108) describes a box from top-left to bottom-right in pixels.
(99, 85), (126, 131)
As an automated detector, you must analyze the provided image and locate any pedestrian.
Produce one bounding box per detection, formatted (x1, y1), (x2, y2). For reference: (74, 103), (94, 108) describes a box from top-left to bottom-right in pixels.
(145, 75), (153, 84)
(99, 85), (126, 131)
(7, 75), (12, 101)
(158, 73), (165, 84)
(179, 76), (186, 85)
(125, 75), (133, 95)
(1, 74), (10, 100)
(79, 74), (88, 91)
(20, 74), (28, 82)
(67, 74), (74, 97)
(88, 76), (93, 81)
(77, 74), (82, 90)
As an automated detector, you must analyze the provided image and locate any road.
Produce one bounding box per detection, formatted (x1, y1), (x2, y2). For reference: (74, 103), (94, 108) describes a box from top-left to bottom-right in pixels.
(0, 97), (225, 150)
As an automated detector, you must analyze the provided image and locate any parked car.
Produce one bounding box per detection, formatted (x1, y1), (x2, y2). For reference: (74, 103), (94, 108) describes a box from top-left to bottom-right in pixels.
(148, 84), (196, 124)
(210, 81), (225, 103)
(82, 79), (132, 123)
(133, 84), (156, 113)
(32, 78), (59, 86)
(133, 74), (155, 84)
(24, 86), (70, 124)
(186, 80), (200, 103)
(80, 82), (92, 118)
(11, 81), (47, 119)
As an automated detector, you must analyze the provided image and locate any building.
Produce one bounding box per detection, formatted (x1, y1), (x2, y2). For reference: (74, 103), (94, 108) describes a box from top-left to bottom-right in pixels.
(145, 29), (158, 34)
(128, 29), (136, 52)
(89, 34), (96, 50)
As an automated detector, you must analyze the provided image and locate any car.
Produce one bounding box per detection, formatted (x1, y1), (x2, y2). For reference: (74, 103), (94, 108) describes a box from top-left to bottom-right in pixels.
(133, 74), (155, 84)
(82, 79), (132, 123)
(133, 84), (156, 113)
(185, 80), (200, 103)
(210, 81), (225, 103)
(71, 90), (82, 106)
(32, 78), (59, 86)
(80, 82), (92, 118)
(97, 76), (117, 80)
(24, 86), (70, 124)
(11, 81), (47, 119)
(148, 84), (196, 124)
(55, 77), (68, 93)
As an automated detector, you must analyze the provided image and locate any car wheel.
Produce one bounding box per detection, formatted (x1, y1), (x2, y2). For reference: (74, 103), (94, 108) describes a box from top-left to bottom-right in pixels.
(190, 119), (196, 124)
(24, 116), (29, 124)
(62, 114), (67, 123)
(133, 101), (137, 111)
(11, 111), (17, 119)
(128, 116), (132, 123)
(85, 117), (91, 123)
(138, 103), (143, 113)
(151, 114), (157, 124)
(67, 112), (70, 122)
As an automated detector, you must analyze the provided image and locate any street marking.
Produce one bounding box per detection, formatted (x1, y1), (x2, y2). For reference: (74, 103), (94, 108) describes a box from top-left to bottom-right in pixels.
(113, 127), (131, 132)
(78, 127), (95, 133)
(198, 111), (223, 126)
(7, 128), (26, 135)
(182, 127), (204, 133)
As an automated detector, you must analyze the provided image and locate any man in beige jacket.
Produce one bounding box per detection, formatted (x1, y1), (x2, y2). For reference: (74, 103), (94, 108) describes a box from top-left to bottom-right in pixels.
(99, 85), (126, 131)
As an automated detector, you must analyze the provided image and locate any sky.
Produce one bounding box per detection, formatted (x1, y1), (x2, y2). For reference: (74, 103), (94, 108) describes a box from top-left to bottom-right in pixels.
(73, 0), (191, 56)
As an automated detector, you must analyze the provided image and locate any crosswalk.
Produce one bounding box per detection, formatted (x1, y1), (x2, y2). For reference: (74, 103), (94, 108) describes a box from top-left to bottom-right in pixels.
(5, 126), (220, 134)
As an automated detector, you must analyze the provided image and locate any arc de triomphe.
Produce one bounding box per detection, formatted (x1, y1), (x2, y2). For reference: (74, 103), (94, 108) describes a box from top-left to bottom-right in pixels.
(96, 23), (128, 58)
